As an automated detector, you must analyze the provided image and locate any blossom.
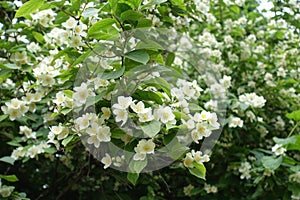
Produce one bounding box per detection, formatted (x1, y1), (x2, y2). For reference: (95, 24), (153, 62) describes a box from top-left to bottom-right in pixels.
(112, 96), (133, 110)
(192, 150), (210, 164)
(101, 153), (112, 169)
(183, 152), (194, 168)
(0, 186), (14, 198)
(271, 144), (286, 156)
(75, 115), (90, 130)
(239, 161), (251, 180)
(73, 82), (94, 107)
(62, 17), (77, 29)
(229, 117), (244, 128)
(130, 101), (146, 113)
(193, 111), (211, 122)
(87, 123), (111, 148)
(113, 109), (128, 126)
(138, 108), (154, 122)
(101, 107), (111, 119)
(133, 139), (155, 161)
(154, 106), (175, 124)
(239, 93), (266, 108)
(204, 184), (218, 194)
(191, 123), (211, 143)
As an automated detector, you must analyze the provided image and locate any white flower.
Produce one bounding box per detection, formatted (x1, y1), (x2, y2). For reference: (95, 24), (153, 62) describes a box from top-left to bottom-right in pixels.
(192, 150), (210, 164)
(0, 186), (13, 198)
(130, 101), (146, 113)
(101, 153), (112, 169)
(75, 115), (90, 130)
(133, 152), (146, 161)
(239, 93), (266, 108)
(229, 117), (243, 128)
(239, 161), (251, 180)
(20, 126), (36, 140)
(57, 127), (69, 140)
(271, 144), (286, 156)
(193, 111), (211, 122)
(112, 155), (125, 167)
(204, 184), (218, 194)
(133, 139), (155, 161)
(74, 23), (87, 37)
(73, 82), (93, 106)
(113, 109), (128, 126)
(101, 107), (111, 119)
(171, 87), (185, 100)
(208, 113), (220, 129)
(289, 172), (300, 184)
(86, 124), (110, 148)
(191, 123), (211, 143)
(27, 145), (44, 158)
(138, 108), (154, 122)
(183, 119), (195, 130)
(62, 17), (77, 29)
(53, 91), (66, 105)
(40, 74), (55, 86)
(112, 96), (133, 109)
(155, 106), (175, 124)
(183, 152), (194, 168)
(87, 134), (100, 148)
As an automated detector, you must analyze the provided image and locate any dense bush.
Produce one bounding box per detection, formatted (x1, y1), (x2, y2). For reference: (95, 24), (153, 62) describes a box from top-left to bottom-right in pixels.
(0, 0), (299, 199)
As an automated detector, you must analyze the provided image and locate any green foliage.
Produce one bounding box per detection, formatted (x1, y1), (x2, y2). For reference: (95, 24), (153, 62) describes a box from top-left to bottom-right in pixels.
(14, 0), (44, 18)
(1, 0), (300, 199)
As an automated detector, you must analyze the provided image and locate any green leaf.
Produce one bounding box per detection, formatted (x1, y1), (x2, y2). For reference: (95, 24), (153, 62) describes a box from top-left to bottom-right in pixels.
(273, 136), (297, 145)
(0, 63), (20, 70)
(127, 172), (139, 185)
(84, 92), (106, 110)
(275, 30), (285, 40)
(108, 0), (118, 13)
(88, 18), (119, 40)
(173, 111), (189, 121)
(71, 49), (92, 67)
(63, 90), (74, 98)
(165, 53), (175, 66)
(0, 115), (8, 122)
(188, 163), (206, 180)
(101, 65), (125, 80)
(0, 174), (19, 182)
(286, 110), (300, 121)
(133, 90), (163, 104)
(230, 5), (240, 14)
(135, 40), (164, 51)
(129, 159), (148, 173)
(15, 0), (44, 18)
(140, 120), (161, 137)
(61, 108), (72, 115)
(290, 165), (300, 173)
(0, 156), (15, 165)
(125, 50), (149, 64)
(137, 19), (153, 28)
(170, 0), (186, 10)
(62, 135), (75, 147)
(32, 31), (44, 43)
(121, 10), (144, 22)
(261, 156), (282, 170)
(119, 0), (143, 9)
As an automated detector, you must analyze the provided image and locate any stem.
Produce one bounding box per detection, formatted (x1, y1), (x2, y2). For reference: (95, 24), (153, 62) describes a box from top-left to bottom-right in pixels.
(287, 121), (300, 137)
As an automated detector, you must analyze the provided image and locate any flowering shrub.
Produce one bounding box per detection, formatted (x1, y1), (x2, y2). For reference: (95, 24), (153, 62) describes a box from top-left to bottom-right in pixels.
(0, 0), (299, 199)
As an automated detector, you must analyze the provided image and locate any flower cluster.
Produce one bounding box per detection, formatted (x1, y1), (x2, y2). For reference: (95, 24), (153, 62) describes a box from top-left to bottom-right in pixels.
(74, 113), (111, 148)
(183, 150), (210, 168)
(239, 93), (267, 108)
